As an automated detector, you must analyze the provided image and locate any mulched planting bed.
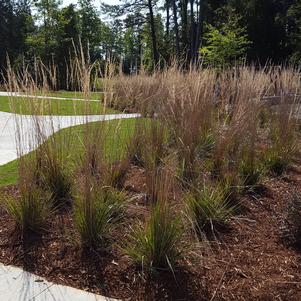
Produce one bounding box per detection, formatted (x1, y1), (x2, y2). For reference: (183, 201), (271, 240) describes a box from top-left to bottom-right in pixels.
(1, 162), (301, 300)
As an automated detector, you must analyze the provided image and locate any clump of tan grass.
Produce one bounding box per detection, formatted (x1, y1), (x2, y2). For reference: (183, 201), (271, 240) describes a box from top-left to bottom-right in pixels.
(73, 175), (123, 250)
(3, 55), (301, 277)
(125, 163), (181, 272)
(6, 155), (51, 238)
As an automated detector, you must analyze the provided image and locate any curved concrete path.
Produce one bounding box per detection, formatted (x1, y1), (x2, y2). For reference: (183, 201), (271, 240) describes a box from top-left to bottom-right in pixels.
(0, 95), (136, 299)
(0, 111), (140, 166)
(0, 91), (101, 102)
(0, 263), (117, 301)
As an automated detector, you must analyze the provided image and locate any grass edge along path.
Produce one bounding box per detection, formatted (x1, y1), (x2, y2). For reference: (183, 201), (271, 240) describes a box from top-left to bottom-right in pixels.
(0, 118), (143, 187)
(0, 95), (117, 116)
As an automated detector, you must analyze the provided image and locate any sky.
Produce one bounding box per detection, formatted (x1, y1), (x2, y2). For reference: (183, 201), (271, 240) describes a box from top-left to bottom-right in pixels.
(61, 0), (121, 21)
(62, 0), (121, 8)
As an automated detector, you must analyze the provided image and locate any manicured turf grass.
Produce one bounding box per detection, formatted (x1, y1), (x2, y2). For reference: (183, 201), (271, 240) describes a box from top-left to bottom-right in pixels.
(39, 91), (103, 100)
(0, 160), (18, 187)
(0, 118), (142, 186)
(0, 95), (116, 115)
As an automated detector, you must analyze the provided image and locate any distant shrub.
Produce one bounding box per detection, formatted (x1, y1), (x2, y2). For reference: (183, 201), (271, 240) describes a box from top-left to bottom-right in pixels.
(200, 14), (250, 68)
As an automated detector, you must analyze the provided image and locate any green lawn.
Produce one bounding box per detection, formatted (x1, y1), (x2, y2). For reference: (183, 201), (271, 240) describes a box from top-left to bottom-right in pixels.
(0, 118), (142, 186)
(38, 91), (103, 100)
(0, 96), (116, 115)
(0, 160), (18, 187)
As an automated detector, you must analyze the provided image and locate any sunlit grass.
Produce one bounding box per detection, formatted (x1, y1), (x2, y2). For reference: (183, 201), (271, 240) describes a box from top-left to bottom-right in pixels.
(0, 95), (116, 115)
(35, 90), (103, 100)
(0, 118), (142, 186)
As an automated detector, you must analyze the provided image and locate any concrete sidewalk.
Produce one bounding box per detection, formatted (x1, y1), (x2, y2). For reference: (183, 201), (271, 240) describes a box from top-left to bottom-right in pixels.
(0, 111), (140, 166)
(0, 93), (130, 300)
(0, 263), (117, 301)
(0, 92), (132, 300)
(0, 91), (102, 102)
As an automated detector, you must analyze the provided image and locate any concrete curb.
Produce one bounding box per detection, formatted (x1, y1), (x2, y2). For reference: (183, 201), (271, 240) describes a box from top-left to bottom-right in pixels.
(0, 263), (118, 301)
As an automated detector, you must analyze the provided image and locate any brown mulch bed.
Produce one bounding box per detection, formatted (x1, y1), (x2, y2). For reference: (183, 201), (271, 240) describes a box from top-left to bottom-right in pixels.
(1, 163), (301, 300)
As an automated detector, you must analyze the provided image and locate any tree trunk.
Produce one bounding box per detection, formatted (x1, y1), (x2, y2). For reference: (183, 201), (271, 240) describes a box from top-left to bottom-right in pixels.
(172, 0), (180, 57)
(194, 0), (204, 61)
(147, 0), (159, 65)
(44, 0), (50, 61)
(181, 0), (189, 60)
(190, 0), (196, 63)
(166, 0), (170, 37)
(137, 24), (142, 70)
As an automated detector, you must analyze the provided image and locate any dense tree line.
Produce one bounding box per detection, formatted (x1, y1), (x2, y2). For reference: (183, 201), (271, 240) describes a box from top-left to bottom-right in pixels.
(1, 0), (301, 86)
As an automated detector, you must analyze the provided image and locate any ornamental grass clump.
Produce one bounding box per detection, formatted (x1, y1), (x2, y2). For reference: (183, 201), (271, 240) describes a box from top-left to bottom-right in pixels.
(126, 119), (167, 168)
(143, 120), (167, 168)
(113, 70), (161, 115)
(186, 182), (234, 236)
(34, 131), (73, 208)
(159, 67), (216, 182)
(239, 156), (264, 188)
(76, 119), (125, 250)
(6, 154), (51, 237)
(126, 120), (145, 166)
(264, 145), (294, 176)
(143, 122), (169, 202)
(74, 180), (123, 250)
(103, 158), (130, 189)
(264, 100), (299, 176)
(6, 58), (74, 208)
(145, 159), (176, 204)
(6, 183), (51, 237)
(125, 160), (180, 272)
(126, 200), (182, 272)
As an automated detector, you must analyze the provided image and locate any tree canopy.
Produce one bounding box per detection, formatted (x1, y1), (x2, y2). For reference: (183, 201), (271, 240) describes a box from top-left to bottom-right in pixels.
(1, 0), (301, 85)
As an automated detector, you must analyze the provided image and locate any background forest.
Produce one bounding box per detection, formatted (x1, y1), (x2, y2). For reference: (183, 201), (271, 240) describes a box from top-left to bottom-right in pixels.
(1, 0), (301, 87)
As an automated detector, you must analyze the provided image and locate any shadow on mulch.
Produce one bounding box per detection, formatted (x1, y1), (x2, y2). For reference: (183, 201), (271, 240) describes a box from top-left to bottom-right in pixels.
(14, 231), (44, 271)
(79, 248), (113, 296)
(281, 174), (301, 185)
(278, 230), (301, 256)
(226, 185), (273, 216)
(246, 184), (273, 199)
(143, 267), (208, 301)
(196, 222), (234, 242)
